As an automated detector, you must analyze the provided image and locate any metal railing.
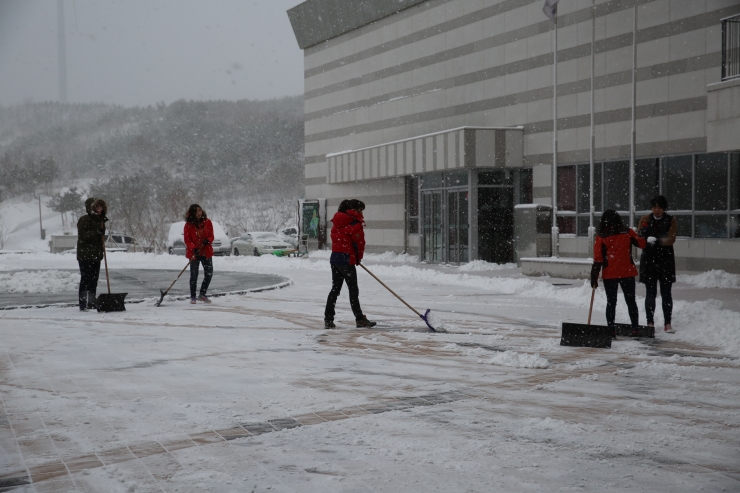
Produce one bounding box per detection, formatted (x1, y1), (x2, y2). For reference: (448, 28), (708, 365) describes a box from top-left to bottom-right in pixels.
(722, 14), (740, 81)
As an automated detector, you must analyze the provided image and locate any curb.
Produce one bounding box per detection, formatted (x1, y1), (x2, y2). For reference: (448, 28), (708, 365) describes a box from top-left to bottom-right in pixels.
(0, 279), (293, 311)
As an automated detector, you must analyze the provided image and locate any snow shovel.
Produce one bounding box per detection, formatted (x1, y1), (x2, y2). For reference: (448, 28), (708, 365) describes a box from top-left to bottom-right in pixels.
(358, 263), (438, 332)
(96, 235), (127, 312)
(155, 259), (192, 307)
(560, 287), (611, 348)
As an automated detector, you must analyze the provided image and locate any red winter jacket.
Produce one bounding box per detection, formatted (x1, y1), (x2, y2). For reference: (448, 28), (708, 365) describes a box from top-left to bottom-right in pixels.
(330, 210), (365, 266)
(184, 219), (215, 259)
(593, 227), (646, 279)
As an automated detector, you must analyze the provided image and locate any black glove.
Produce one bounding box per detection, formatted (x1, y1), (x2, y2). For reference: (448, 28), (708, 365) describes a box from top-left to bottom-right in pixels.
(97, 228), (106, 236)
(102, 216), (109, 223)
(590, 263), (601, 289)
(202, 239), (210, 246)
(193, 248), (200, 257)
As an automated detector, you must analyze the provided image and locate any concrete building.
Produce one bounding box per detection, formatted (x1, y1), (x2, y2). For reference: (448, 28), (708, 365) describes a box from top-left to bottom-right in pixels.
(288, 0), (740, 272)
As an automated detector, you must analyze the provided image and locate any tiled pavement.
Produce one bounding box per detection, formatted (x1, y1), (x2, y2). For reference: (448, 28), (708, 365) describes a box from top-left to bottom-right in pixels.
(0, 390), (476, 490)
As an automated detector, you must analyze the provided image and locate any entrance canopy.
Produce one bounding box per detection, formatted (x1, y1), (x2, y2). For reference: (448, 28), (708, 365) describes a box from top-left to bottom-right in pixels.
(326, 126), (523, 184)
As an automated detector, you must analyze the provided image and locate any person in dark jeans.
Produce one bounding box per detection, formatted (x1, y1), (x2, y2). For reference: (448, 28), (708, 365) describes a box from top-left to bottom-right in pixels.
(324, 199), (376, 329)
(183, 204), (215, 304)
(638, 195), (678, 333)
(591, 210), (646, 337)
(76, 197), (108, 310)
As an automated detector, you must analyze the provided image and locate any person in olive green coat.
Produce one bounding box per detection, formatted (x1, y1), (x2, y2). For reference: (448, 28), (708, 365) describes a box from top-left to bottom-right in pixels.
(76, 197), (108, 310)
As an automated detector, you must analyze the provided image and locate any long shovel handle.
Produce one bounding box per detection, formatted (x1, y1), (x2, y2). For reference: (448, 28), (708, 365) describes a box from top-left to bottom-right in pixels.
(587, 287), (596, 325)
(102, 234), (111, 294)
(163, 260), (193, 296)
(358, 263), (423, 318)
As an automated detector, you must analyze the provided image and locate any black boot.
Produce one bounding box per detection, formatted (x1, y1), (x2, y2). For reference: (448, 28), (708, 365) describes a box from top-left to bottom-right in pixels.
(324, 320), (336, 329)
(356, 316), (377, 328)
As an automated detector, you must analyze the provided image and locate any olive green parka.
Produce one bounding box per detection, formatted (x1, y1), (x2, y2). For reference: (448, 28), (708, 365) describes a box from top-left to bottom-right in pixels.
(76, 198), (108, 261)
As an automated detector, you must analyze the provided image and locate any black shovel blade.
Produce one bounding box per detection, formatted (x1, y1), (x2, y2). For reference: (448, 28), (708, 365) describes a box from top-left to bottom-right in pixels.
(97, 293), (127, 312)
(155, 289), (166, 307)
(561, 323), (612, 348)
(613, 323), (655, 338)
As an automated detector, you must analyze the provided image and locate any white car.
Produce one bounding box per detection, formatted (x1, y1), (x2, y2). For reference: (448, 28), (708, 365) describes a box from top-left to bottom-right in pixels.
(278, 226), (299, 248)
(166, 220), (231, 256)
(231, 232), (294, 256)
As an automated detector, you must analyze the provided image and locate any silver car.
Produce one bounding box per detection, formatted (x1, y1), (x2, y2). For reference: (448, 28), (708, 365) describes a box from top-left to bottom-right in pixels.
(231, 232), (294, 256)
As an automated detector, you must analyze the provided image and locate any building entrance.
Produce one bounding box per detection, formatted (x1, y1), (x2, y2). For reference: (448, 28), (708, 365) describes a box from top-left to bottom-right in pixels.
(421, 191), (443, 262)
(478, 174), (515, 264)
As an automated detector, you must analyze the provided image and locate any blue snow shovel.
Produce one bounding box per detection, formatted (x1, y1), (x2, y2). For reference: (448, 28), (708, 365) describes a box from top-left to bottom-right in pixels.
(358, 263), (437, 331)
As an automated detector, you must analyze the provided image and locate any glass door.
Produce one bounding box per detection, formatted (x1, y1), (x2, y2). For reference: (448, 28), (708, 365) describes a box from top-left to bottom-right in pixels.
(478, 187), (514, 263)
(447, 190), (469, 263)
(422, 191), (443, 262)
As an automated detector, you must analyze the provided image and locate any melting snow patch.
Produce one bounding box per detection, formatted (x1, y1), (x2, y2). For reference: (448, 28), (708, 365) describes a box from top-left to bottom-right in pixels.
(458, 260), (517, 272)
(0, 270), (77, 293)
(482, 350), (549, 369)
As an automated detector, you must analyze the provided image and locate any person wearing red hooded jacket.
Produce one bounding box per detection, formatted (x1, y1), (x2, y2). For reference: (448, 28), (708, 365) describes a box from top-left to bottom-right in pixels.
(590, 209), (647, 336)
(184, 204), (215, 304)
(324, 199), (376, 329)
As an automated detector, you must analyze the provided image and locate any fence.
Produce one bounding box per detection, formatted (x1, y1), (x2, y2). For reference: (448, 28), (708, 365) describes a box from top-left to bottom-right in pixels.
(722, 14), (740, 81)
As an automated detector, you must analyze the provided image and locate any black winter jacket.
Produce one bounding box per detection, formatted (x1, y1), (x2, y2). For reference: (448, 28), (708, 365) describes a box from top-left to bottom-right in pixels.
(76, 198), (108, 261)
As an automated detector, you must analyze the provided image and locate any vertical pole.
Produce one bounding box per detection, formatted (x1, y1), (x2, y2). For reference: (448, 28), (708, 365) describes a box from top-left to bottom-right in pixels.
(551, 16), (559, 257)
(629, 3), (637, 228)
(38, 195), (43, 239)
(588, 0), (596, 253)
(57, 0), (68, 104)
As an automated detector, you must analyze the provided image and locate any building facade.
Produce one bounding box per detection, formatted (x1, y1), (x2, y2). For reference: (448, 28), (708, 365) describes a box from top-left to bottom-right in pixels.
(288, 0), (740, 272)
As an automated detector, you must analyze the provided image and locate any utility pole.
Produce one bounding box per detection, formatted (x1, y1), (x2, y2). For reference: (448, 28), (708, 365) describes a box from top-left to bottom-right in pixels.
(57, 0), (68, 104)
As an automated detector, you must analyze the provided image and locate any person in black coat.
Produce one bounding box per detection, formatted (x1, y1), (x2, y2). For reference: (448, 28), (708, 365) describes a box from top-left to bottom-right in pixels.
(76, 197), (108, 310)
(638, 195), (677, 333)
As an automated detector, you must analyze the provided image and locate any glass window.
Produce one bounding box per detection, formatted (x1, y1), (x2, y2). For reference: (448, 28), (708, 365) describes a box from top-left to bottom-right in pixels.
(661, 155), (693, 210)
(421, 172), (444, 189)
(731, 214), (740, 238)
(445, 170), (468, 187)
(731, 154), (740, 210)
(604, 161), (630, 211)
(695, 153), (728, 211)
(577, 165), (590, 213)
(557, 165), (576, 211)
(694, 215), (728, 238)
(577, 216), (594, 236)
(478, 170), (512, 185)
(518, 168), (532, 204)
(635, 158), (660, 211)
(406, 175), (419, 234)
(674, 215), (692, 237)
(557, 216), (576, 235)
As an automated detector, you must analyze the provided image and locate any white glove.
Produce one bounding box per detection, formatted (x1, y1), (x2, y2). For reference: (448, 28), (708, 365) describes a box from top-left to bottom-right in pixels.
(647, 236), (657, 245)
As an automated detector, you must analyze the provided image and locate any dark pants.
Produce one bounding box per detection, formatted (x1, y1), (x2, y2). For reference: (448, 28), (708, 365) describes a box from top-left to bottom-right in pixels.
(603, 277), (639, 328)
(645, 279), (673, 324)
(324, 264), (364, 322)
(190, 256), (213, 298)
(78, 260), (101, 309)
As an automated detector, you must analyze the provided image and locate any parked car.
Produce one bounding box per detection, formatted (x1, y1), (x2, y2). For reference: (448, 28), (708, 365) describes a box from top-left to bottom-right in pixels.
(278, 226), (299, 248)
(166, 220), (231, 256)
(231, 232), (294, 256)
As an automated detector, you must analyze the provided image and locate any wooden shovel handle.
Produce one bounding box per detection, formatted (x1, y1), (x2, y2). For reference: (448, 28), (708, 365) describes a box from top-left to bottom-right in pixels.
(101, 234), (111, 295)
(587, 287), (596, 325)
(358, 263), (423, 318)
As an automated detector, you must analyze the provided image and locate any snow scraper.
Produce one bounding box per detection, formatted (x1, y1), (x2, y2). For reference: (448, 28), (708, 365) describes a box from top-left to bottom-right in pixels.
(96, 235), (127, 312)
(358, 264), (439, 332)
(560, 287), (611, 348)
(155, 259), (192, 307)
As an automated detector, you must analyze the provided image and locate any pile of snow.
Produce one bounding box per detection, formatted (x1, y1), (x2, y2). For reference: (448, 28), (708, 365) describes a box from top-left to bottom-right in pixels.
(458, 260), (517, 272)
(678, 270), (740, 289)
(481, 350), (549, 369)
(0, 270), (77, 293)
(309, 250), (419, 263)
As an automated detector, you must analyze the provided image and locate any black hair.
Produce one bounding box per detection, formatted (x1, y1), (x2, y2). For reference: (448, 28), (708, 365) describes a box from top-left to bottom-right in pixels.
(184, 204), (206, 223)
(338, 199), (365, 213)
(337, 199), (352, 213)
(599, 209), (624, 233)
(650, 195), (668, 210)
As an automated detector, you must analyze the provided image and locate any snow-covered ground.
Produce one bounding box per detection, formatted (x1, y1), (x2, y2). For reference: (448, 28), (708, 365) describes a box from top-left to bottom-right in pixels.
(0, 252), (739, 492)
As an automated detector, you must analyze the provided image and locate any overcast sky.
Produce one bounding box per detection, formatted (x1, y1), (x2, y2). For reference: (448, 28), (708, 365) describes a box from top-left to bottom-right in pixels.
(0, 0), (305, 107)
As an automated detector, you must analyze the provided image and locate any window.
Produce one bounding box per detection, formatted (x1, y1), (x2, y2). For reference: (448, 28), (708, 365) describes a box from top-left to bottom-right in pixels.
(635, 158), (660, 211)
(695, 215), (727, 238)
(517, 168), (533, 204)
(731, 153), (740, 211)
(406, 175), (419, 234)
(695, 153), (728, 211)
(557, 165), (576, 211)
(478, 170), (512, 185)
(661, 155), (693, 211)
(604, 160), (630, 211)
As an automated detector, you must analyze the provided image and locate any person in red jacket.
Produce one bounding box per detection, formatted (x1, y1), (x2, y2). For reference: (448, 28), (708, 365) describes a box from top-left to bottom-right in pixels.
(184, 204), (215, 304)
(324, 199), (376, 329)
(590, 210), (647, 336)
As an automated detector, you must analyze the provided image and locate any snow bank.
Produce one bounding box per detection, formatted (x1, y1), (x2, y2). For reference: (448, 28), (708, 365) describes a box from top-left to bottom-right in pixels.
(481, 350), (549, 369)
(678, 270), (740, 289)
(309, 250), (419, 263)
(458, 260), (517, 272)
(0, 270), (77, 293)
